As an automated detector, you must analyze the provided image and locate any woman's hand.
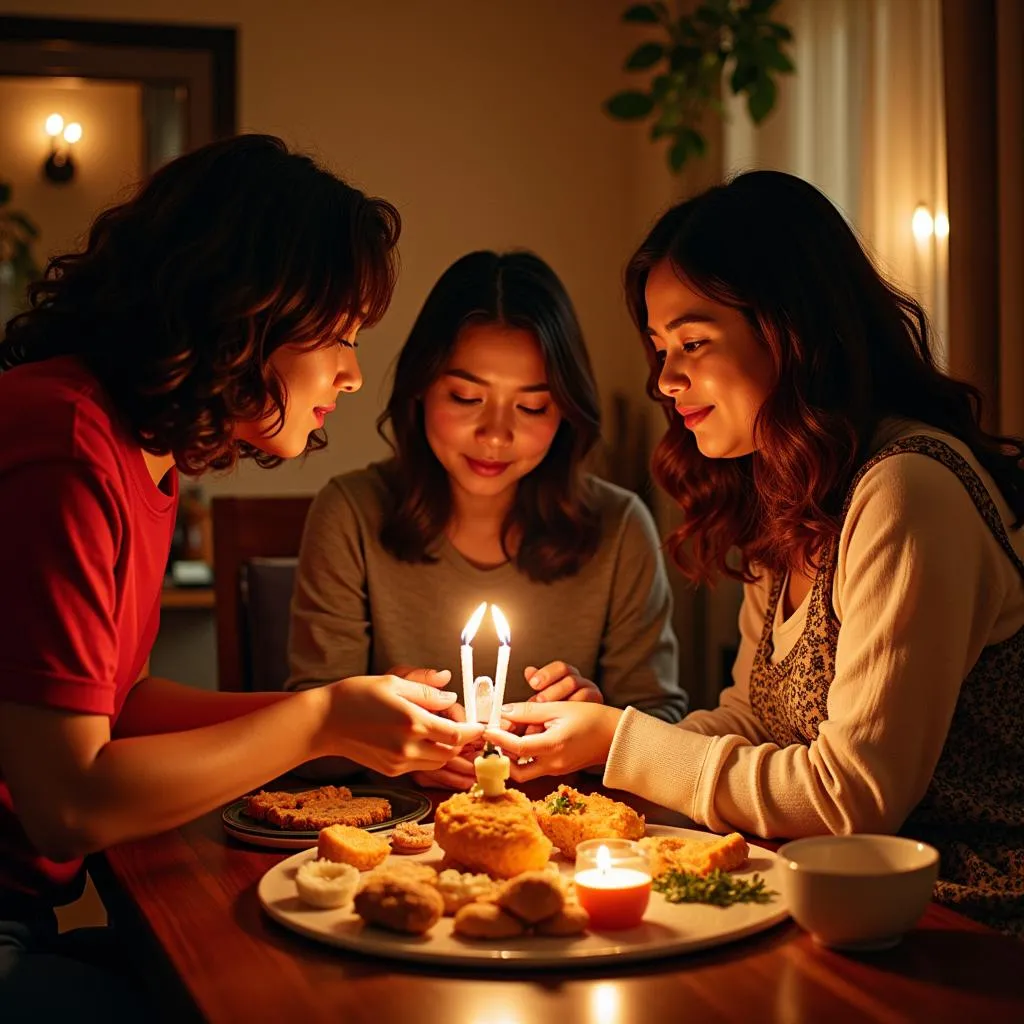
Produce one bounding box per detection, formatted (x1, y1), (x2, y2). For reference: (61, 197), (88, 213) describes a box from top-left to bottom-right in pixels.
(409, 697), (481, 790)
(525, 662), (603, 704)
(321, 671), (483, 776)
(483, 701), (623, 782)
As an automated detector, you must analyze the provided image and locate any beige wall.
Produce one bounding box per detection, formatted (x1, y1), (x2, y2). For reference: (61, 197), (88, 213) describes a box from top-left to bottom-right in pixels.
(0, 75), (142, 263)
(2, 0), (662, 500)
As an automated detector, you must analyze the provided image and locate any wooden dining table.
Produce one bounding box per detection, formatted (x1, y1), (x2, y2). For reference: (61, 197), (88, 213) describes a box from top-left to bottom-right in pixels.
(90, 775), (1024, 1024)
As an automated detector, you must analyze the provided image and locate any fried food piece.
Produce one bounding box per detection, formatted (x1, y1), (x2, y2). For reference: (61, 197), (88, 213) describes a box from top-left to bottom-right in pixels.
(294, 859), (360, 909)
(535, 902), (590, 937)
(494, 871), (565, 925)
(435, 869), (499, 915)
(390, 822), (434, 853)
(453, 901), (526, 939)
(372, 863), (438, 886)
(533, 785), (646, 857)
(434, 790), (553, 880)
(318, 824), (391, 870)
(639, 832), (749, 877)
(244, 785), (392, 830)
(354, 875), (444, 935)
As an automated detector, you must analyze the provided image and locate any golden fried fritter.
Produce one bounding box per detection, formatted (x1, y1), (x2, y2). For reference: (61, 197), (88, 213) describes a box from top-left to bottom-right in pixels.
(244, 785), (391, 830)
(494, 871), (565, 925)
(532, 785), (645, 857)
(353, 875), (444, 935)
(534, 902), (590, 937)
(434, 790), (553, 879)
(453, 901), (526, 939)
(389, 822), (434, 854)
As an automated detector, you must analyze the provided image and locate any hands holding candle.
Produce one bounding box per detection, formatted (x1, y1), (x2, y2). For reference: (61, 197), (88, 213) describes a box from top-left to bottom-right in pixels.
(483, 700), (623, 782)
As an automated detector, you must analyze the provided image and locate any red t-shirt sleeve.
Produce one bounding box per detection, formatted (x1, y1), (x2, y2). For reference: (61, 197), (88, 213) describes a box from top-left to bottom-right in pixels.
(0, 459), (123, 715)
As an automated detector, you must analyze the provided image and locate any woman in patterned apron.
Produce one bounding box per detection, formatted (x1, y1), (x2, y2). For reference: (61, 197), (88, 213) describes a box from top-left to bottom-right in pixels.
(488, 170), (1024, 934)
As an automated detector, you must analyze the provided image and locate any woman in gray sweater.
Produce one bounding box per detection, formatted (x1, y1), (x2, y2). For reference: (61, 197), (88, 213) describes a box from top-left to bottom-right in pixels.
(288, 250), (686, 789)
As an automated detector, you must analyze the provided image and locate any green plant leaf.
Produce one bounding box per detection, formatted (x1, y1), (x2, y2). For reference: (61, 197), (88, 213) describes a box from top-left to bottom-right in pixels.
(747, 75), (777, 123)
(768, 21), (793, 42)
(763, 47), (795, 73)
(730, 61), (759, 93)
(606, 90), (655, 119)
(669, 43), (704, 72)
(748, 0), (779, 14)
(622, 3), (660, 24)
(626, 42), (665, 70)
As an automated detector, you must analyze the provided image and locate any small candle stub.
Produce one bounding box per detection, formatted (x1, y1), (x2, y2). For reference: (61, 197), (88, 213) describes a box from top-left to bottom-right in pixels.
(472, 743), (511, 798)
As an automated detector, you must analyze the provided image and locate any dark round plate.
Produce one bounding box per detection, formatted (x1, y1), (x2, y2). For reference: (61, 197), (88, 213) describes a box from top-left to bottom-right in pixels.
(222, 785), (432, 850)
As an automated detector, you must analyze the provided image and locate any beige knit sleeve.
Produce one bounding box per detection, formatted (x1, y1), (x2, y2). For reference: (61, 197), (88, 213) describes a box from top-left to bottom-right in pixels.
(605, 453), (1016, 837)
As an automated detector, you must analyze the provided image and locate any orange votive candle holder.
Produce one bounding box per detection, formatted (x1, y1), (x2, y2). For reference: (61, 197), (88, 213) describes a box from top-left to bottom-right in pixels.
(574, 839), (652, 930)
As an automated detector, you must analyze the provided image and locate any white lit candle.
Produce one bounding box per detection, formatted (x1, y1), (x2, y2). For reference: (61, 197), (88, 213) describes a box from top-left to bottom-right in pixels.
(488, 605), (511, 730)
(460, 602), (487, 723)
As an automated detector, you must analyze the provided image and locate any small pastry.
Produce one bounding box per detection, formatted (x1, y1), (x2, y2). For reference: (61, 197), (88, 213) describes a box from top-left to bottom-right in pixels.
(294, 858), (360, 909)
(353, 875), (444, 935)
(495, 871), (565, 925)
(453, 901), (526, 939)
(535, 902), (590, 937)
(317, 824), (391, 870)
(390, 822), (434, 854)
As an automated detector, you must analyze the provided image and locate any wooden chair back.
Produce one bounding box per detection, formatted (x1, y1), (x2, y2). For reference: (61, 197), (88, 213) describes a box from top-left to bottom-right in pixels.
(211, 496), (311, 691)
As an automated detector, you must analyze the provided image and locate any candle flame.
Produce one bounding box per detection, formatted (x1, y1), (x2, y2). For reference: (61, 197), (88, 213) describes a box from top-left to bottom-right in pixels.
(491, 604), (511, 645)
(596, 845), (611, 873)
(461, 601), (487, 645)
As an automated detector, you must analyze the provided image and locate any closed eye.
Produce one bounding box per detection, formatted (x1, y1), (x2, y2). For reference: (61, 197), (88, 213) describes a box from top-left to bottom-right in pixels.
(517, 405), (549, 417)
(682, 339), (707, 354)
(449, 393), (480, 406)
(337, 337), (358, 349)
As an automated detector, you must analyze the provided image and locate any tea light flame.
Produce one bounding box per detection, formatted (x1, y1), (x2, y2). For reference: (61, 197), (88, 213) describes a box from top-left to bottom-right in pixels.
(597, 844), (612, 874)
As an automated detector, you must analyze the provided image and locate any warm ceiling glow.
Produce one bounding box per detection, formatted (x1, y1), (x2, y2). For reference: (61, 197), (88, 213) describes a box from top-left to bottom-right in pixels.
(62, 122), (83, 144)
(45, 113), (64, 137)
(934, 211), (950, 239)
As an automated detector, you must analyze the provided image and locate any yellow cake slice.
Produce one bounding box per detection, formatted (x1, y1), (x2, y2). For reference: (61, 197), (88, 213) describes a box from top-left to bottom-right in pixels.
(639, 832), (749, 877)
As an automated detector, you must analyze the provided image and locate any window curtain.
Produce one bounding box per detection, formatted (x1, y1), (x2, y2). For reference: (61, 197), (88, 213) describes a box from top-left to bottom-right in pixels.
(723, 0), (949, 355)
(942, 0), (1023, 437)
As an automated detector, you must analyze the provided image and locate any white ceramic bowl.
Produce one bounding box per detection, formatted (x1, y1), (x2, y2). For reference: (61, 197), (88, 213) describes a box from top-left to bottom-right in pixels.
(776, 834), (939, 951)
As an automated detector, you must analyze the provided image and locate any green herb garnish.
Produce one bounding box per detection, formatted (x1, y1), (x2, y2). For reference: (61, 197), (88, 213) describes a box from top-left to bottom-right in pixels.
(546, 793), (585, 815)
(652, 869), (778, 907)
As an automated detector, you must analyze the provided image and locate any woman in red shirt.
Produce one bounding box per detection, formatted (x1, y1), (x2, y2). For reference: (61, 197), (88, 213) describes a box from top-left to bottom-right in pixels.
(0, 134), (482, 1019)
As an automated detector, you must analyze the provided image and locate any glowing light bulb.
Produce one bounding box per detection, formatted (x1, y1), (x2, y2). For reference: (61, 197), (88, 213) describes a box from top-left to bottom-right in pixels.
(934, 211), (949, 239)
(912, 204), (934, 242)
(62, 122), (82, 144)
(45, 113), (64, 137)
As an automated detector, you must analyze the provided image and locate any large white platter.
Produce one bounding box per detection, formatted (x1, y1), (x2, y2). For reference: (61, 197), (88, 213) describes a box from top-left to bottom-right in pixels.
(257, 824), (789, 969)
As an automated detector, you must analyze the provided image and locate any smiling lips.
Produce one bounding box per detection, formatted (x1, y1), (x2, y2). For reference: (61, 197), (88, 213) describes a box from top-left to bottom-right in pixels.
(465, 456), (511, 477)
(676, 405), (713, 429)
(313, 403), (336, 426)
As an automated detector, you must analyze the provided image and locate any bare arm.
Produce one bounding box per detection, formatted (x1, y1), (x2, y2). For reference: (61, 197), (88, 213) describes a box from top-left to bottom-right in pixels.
(113, 673), (292, 737)
(0, 676), (482, 862)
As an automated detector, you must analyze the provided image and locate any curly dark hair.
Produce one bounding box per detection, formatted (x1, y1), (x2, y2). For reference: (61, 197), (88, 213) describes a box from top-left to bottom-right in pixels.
(377, 250), (602, 583)
(0, 133), (400, 473)
(625, 169), (1024, 585)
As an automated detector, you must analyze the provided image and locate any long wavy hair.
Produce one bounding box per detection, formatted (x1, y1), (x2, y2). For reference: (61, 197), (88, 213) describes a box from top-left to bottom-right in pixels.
(377, 250), (602, 582)
(625, 169), (1024, 584)
(1, 133), (400, 473)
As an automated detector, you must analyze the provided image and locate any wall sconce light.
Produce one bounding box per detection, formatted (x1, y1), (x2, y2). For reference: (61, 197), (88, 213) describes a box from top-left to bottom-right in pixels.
(43, 114), (82, 184)
(911, 202), (950, 242)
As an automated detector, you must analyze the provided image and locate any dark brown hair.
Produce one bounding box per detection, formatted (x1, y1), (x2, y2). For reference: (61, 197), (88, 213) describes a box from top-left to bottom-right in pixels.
(1, 133), (400, 473)
(377, 250), (602, 582)
(625, 169), (1024, 584)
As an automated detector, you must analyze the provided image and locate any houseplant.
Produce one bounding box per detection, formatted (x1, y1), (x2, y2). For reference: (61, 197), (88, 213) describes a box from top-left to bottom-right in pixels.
(0, 181), (41, 331)
(605, 0), (796, 173)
